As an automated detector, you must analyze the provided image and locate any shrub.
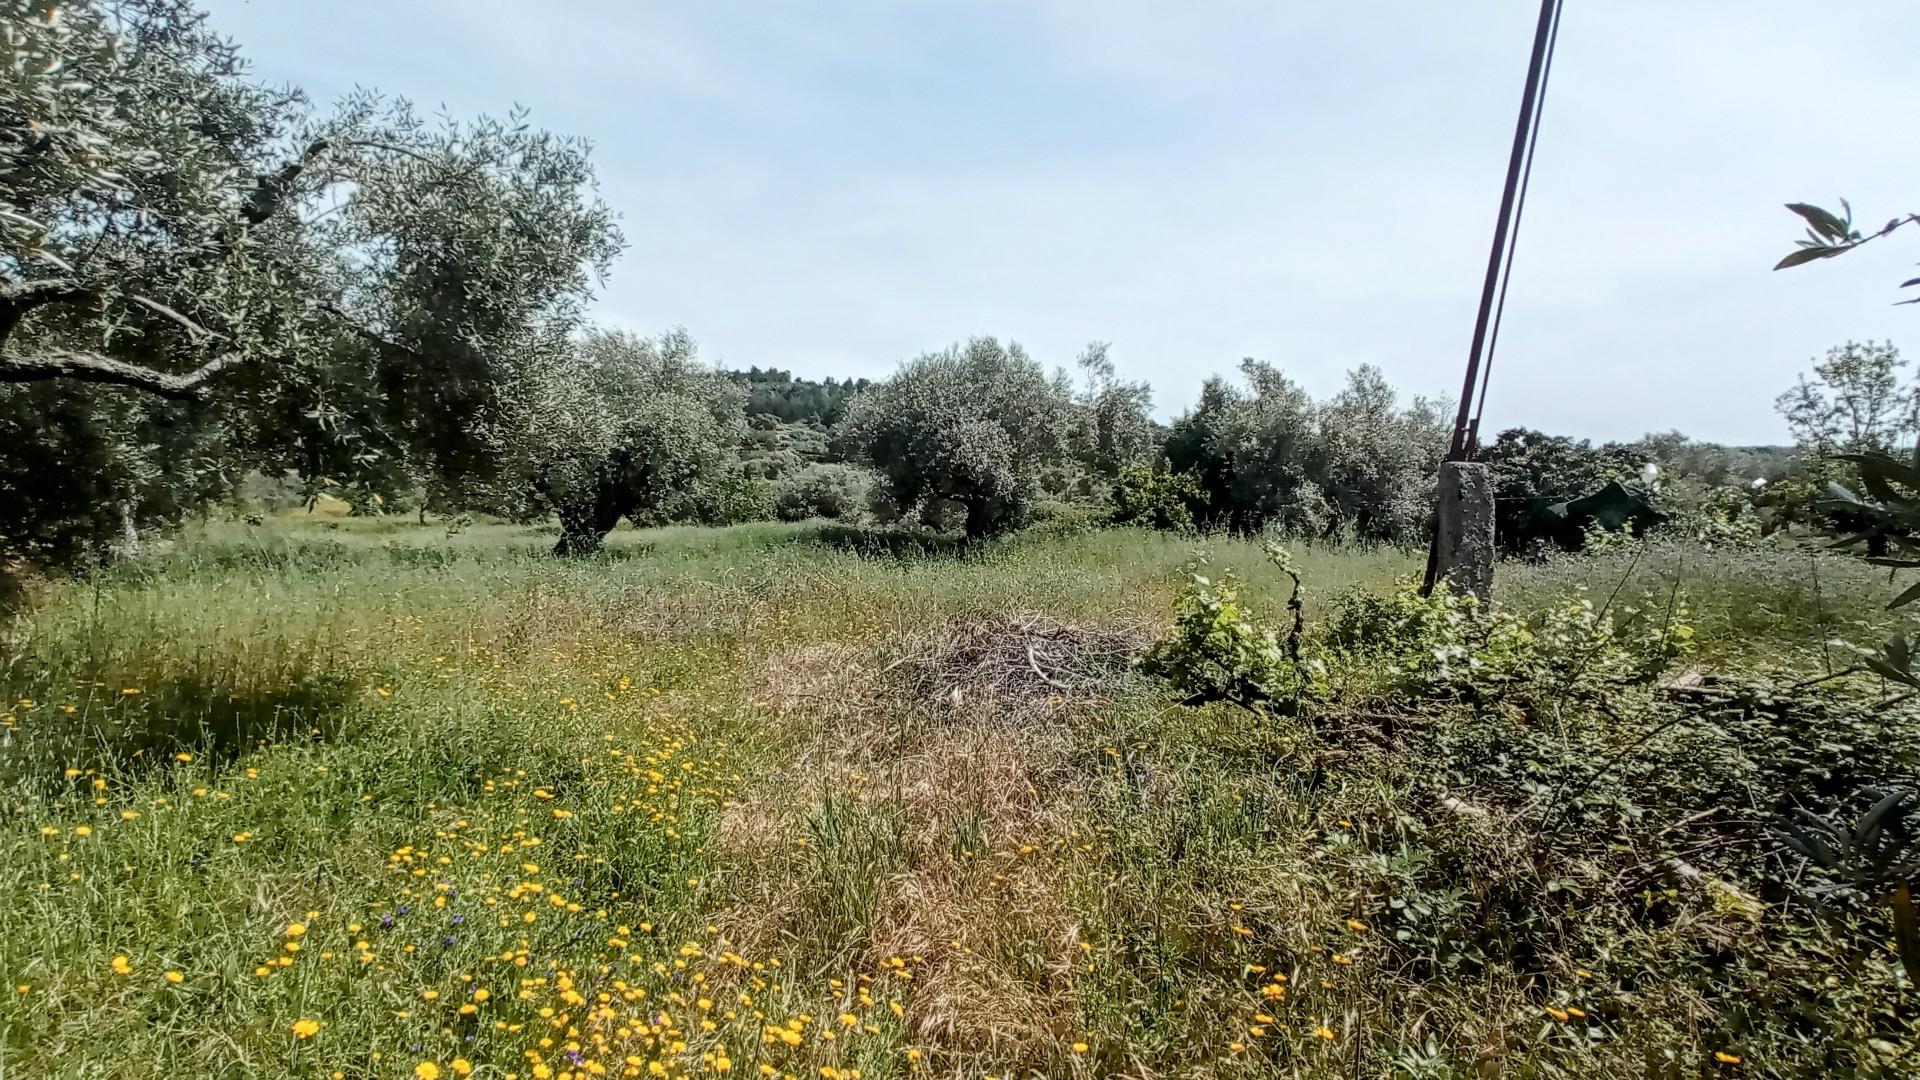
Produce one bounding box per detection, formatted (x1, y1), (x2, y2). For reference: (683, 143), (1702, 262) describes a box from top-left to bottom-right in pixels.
(663, 467), (775, 527)
(772, 464), (871, 522)
(1108, 464), (1205, 532)
(1322, 576), (1692, 700)
(1137, 544), (1304, 708)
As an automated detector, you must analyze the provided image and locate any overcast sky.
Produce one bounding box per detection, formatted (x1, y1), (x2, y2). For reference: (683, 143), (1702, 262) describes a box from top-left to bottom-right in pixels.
(203, 0), (1917, 444)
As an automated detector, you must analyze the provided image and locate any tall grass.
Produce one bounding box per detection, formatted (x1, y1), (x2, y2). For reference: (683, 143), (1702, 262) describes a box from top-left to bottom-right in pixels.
(0, 517), (1893, 1077)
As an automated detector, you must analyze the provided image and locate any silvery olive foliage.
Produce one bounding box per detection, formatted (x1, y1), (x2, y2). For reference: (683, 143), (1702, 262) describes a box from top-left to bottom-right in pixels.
(840, 337), (1074, 539)
(1069, 341), (1156, 484)
(1163, 360), (1447, 542)
(1318, 364), (1451, 542)
(1, 0), (621, 561)
(526, 328), (744, 555)
(772, 463), (871, 523)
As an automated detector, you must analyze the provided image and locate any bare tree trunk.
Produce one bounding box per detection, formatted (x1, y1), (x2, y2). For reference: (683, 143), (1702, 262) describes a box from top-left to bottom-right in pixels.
(105, 500), (142, 561)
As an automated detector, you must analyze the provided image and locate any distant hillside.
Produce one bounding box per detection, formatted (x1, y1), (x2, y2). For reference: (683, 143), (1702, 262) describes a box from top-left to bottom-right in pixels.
(726, 367), (871, 427)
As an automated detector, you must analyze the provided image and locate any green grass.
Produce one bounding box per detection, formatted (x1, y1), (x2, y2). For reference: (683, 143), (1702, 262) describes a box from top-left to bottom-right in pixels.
(0, 516), (1905, 1078)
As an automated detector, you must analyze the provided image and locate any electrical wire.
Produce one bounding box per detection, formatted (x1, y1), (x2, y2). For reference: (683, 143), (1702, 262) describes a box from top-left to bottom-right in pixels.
(1470, 0), (1567, 449)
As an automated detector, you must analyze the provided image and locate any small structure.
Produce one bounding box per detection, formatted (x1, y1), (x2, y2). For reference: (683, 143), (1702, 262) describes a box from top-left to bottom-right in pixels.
(1520, 480), (1663, 550)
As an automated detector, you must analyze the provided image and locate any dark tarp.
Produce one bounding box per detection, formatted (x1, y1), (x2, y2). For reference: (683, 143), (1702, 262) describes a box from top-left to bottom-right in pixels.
(1514, 480), (1664, 550)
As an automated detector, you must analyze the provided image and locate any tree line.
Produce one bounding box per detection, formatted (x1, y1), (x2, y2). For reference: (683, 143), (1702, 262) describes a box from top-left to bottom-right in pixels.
(0, 0), (1842, 569)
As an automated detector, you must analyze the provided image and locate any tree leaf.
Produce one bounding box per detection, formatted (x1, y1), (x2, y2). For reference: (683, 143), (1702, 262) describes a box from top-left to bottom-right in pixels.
(1838, 452), (1920, 492)
(1893, 883), (1920, 990)
(1787, 203), (1849, 240)
(1853, 790), (1909, 852)
(1887, 633), (1912, 672)
(1775, 245), (1841, 270)
(1866, 653), (1920, 688)
(1890, 579), (1920, 610)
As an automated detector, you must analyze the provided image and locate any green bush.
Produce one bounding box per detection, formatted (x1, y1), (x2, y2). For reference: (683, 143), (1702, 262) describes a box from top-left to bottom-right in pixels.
(1321, 575), (1693, 700)
(1136, 547), (1920, 1075)
(661, 466), (774, 527)
(1108, 464), (1205, 532)
(839, 337), (1073, 538)
(1137, 545), (1304, 708)
(772, 464), (871, 522)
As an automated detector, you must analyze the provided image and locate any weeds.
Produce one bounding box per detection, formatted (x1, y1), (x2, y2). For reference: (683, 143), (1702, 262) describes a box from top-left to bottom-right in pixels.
(0, 514), (1912, 1077)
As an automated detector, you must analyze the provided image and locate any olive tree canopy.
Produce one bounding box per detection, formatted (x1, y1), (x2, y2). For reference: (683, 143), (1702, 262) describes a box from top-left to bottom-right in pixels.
(841, 337), (1073, 538)
(1, 0), (622, 559)
(527, 328), (744, 555)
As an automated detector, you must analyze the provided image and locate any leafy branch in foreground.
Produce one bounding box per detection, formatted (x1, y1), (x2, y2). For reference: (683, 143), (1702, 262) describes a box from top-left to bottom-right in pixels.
(1774, 200), (1920, 303)
(1773, 790), (1920, 988)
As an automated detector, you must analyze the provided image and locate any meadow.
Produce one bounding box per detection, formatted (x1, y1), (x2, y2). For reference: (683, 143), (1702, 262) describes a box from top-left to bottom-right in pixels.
(0, 516), (1911, 1079)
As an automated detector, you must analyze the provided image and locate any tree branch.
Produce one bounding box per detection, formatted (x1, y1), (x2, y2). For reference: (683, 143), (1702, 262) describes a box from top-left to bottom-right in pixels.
(128, 293), (226, 341)
(320, 300), (427, 362)
(240, 138), (332, 226)
(0, 349), (248, 400)
(0, 279), (94, 349)
(338, 139), (438, 164)
(0, 279), (91, 306)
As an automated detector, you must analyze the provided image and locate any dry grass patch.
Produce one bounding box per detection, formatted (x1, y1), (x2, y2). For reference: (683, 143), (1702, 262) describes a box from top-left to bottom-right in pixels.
(872, 718), (1088, 1074)
(715, 615), (1151, 1072)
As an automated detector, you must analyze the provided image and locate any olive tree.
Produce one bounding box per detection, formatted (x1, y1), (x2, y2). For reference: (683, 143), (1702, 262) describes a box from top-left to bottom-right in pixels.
(1161, 375), (1242, 528)
(1163, 359), (1326, 534)
(841, 337), (1072, 538)
(0, 0), (621, 561)
(525, 328), (744, 555)
(1069, 341), (1156, 484)
(1160, 360), (1445, 542)
(1317, 365), (1449, 542)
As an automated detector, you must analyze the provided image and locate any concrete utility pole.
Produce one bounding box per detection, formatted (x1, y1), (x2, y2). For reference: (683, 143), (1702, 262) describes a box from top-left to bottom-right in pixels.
(1423, 0), (1564, 600)
(1431, 462), (1494, 600)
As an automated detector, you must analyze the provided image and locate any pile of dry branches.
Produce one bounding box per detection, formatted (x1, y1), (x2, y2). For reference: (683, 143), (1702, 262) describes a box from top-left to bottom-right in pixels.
(881, 611), (1149, 715)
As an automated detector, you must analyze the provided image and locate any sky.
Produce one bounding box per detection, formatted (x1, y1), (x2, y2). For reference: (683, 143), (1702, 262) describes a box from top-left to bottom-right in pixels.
(201, 0), (1919, 445)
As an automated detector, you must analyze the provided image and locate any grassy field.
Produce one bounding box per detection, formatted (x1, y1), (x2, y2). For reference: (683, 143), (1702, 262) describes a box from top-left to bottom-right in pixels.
(0, 517), (1910, 1078)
